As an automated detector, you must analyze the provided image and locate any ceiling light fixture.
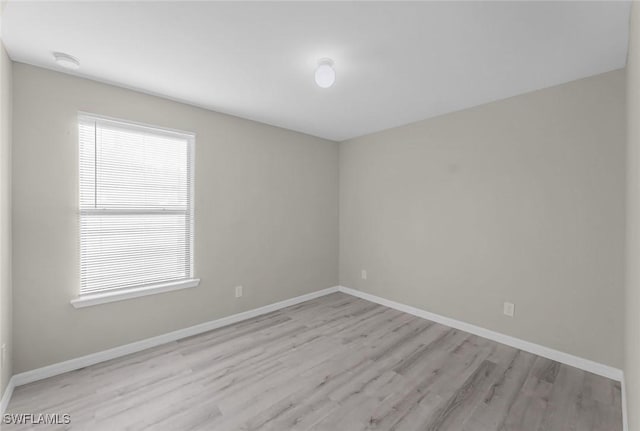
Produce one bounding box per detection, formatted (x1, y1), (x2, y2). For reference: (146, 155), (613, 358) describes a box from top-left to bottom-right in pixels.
(53, 52), (80, 70)
(315, 58), (335, 88)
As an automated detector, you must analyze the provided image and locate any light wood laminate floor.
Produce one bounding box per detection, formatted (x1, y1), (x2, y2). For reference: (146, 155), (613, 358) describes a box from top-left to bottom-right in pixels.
(5, 293), (622, 430)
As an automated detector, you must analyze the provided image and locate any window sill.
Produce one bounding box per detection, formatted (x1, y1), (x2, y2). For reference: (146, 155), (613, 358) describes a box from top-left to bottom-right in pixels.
(70, 279), (200, 308)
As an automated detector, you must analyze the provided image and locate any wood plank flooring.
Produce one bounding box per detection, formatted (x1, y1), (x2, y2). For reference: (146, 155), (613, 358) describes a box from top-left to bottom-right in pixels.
(4, 293), (623, 430)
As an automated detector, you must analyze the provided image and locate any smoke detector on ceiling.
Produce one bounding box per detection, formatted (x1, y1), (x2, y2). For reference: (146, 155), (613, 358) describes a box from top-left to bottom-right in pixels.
(53, 52), (80, 70)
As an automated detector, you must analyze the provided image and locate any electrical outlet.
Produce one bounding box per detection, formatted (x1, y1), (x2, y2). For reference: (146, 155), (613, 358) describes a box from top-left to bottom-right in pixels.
(361, 269), (367, 280)
(235, 285), (243, 298)
(503, 302), (515, 317)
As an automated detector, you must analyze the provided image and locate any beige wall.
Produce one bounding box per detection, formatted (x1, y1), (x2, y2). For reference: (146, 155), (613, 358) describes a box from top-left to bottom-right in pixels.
(627, 2), (640, 429)
(11, 63), (339, 373)
(7, 52), (628, 383)
(340, 70), (626, 368)
(0, 44), (12, 394)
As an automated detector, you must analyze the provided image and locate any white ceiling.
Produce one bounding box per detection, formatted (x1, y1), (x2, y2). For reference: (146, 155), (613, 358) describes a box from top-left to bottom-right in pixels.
(2, 1), (631, 141)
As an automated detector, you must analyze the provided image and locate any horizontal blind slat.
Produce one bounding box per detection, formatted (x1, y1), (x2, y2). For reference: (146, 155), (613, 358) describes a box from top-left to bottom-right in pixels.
(79, 116), (194, 295)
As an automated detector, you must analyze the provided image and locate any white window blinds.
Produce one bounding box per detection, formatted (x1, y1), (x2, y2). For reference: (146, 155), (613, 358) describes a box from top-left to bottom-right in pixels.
(79, 114), (195, 296)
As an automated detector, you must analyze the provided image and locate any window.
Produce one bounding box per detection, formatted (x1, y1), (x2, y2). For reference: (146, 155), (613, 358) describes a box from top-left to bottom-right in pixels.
(75, 114), (196, 306)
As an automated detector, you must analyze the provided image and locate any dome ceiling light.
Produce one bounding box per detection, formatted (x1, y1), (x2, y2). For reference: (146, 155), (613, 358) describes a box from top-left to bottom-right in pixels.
(315, 58), (335, 88)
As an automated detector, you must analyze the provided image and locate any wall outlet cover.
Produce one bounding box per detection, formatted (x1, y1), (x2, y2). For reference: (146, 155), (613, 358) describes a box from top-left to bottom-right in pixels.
(503, 302), (515, 317)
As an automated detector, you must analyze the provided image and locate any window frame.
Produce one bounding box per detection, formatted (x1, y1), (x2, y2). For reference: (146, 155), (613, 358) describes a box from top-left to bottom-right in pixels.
(71, 113), (199, 308)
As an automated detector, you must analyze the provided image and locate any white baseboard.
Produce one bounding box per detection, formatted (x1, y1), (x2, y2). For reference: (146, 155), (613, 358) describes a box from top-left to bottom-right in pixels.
(4, 283), (625, 417)
(11, 286), (339, 388)
(337, 286), (623, 382)
(1, 376), (15, 414)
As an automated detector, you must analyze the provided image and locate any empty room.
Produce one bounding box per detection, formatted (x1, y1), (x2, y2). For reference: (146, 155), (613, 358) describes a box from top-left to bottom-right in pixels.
(0, 0), (639, 430)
